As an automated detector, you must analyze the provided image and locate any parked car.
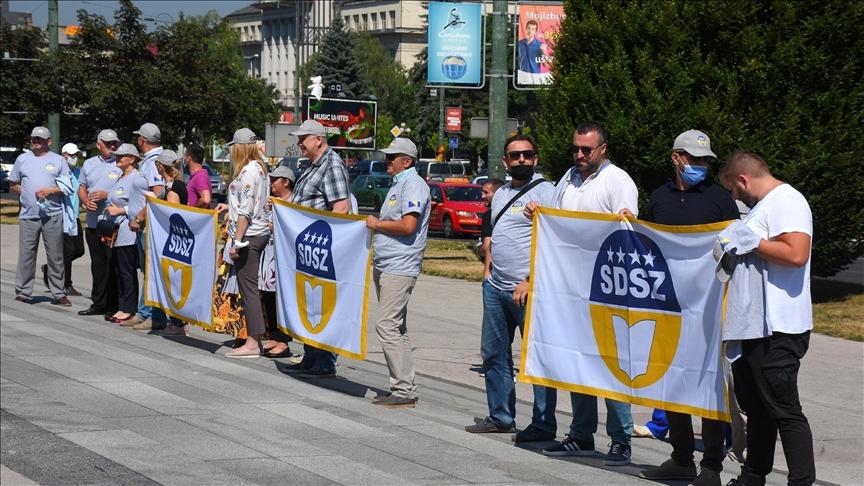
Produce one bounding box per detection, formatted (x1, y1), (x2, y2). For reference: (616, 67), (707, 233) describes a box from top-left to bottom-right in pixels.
(183, 162), (226, 203)
(427, 182), (487, 238)
(351, 175), (392, 210)
(348, 159), (388, 182)
(0, 169), (9, 193)
(416, 161), (468, 183)
(279, 156), (311, 178)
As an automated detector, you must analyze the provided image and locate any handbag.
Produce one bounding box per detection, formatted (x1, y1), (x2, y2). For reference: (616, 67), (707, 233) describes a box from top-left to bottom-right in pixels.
(95, 217), (119, 248)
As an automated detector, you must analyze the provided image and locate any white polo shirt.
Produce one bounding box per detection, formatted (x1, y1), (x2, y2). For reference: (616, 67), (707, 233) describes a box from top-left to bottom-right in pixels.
(550, 161), (639, 215)
(742, 183), (813, 335)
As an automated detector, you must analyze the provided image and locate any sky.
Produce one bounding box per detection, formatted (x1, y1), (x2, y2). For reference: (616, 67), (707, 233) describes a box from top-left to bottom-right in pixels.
(8, 1), (253, 27)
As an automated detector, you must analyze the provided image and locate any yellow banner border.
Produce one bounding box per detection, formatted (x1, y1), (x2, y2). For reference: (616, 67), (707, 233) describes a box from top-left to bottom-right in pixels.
(517, 206), (732, 422)
(143, 195), (219, 330)
(272, 200), (373, 360)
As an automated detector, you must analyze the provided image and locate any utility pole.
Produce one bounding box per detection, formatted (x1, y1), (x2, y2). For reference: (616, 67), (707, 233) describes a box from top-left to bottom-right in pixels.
(438, 87), (446, 151)
(486, 0), (508, 179)
(48, 0), (60, 153)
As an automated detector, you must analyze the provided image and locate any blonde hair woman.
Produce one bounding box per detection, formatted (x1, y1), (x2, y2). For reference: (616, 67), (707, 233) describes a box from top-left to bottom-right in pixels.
(222, 128), (271, 358)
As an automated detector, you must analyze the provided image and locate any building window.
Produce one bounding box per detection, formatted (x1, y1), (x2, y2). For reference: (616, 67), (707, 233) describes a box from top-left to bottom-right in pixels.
(371, 12), (377, 30)
(390, 10), (396, 29)
(362, 14), (367, 30)
(353, 15), (360, 30)
(381, 12), (388, 29)
(344, 16), (350, 29)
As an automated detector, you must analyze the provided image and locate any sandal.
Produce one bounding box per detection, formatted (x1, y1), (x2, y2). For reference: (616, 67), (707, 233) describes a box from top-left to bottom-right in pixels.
(264, 343), (292, 358)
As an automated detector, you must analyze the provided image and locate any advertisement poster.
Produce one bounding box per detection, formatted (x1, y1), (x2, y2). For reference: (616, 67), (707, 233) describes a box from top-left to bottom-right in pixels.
(427, 2), (483, 86)
(307, 97), (377, 151)
(515, 2), (565, 87)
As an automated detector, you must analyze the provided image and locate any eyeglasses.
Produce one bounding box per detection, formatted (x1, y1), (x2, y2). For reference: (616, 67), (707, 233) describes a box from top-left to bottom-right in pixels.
(30, 137), (47, 143)
(506, 150), (536, 160)
(571, 144), (603, 156)
(385, 154), (406, 162)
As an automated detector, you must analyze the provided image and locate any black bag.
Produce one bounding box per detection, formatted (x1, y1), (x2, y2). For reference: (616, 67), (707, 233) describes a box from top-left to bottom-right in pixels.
(94, 219), (118, 238)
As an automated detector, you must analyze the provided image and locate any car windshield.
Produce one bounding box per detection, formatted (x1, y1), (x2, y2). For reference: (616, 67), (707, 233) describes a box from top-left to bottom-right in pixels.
(444, 186), (483, 201)
(430, 164), (449, 175)
(204, 165), (218, 176)
(374, 178), (391, 188)
(371, 161), (387, 173)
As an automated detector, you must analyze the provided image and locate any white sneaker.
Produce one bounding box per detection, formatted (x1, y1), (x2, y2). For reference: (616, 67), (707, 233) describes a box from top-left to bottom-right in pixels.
(633, 424), (656, 439)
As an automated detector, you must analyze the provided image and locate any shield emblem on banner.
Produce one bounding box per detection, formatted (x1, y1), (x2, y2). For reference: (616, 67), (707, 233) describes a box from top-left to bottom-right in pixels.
(161, 258), (193, 310)
(294, 220), (338, 335)
(160, 214), (196, 311)
(588, 230), (682, 389)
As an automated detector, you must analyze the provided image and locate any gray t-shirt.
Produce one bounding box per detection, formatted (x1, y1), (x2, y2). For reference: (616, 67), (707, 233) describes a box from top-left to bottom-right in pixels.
(106, 170), (148, 247)
(9, 151), (70, 219)
(78, 154), (122, 228)
(138, 148), (165, 190)
(488, 174), (554, 291)
(372, 169), (431, 277)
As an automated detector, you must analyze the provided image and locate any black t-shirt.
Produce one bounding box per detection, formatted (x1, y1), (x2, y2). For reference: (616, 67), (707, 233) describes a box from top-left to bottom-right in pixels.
(642, 180), (739, 225)
(167, 179), (188, 206)
(481, 208), (493, 238)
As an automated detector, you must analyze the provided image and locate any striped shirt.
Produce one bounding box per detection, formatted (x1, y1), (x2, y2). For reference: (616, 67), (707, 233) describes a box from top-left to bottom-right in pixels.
(290, 147), (350, 210)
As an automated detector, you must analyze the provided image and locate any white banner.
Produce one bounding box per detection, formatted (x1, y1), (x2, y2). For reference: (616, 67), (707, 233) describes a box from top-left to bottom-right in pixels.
(520, 209), (731, 421)
(145, 196), (218, 329)
(272, 200), (372, 359)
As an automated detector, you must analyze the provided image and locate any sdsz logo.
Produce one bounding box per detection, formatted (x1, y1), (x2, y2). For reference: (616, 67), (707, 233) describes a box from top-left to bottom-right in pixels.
(588, 230), (681, 388)
(161, 214), (195, 310)
(295, 220), (336, 334)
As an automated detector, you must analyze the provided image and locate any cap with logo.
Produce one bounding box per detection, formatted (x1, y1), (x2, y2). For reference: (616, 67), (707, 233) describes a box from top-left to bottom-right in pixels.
(292, 120), (326, 137)
(156, 149), (180, 167)
(380, 137), (418, 159)
(61, 143), (80, 155)
(97, 129), (120, 142)
(713, 238), (737, 283)
(133, 123), (161, 143)
(269, 165), (296, 182)
(31, 126), (51, 139)
(673, 129), (716, 158)
(112, 143), (141, 159)
(226, 127), (257, 146)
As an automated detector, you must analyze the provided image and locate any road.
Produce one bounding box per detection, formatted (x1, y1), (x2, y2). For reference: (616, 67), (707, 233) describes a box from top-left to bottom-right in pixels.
(1, 223), (861, 485)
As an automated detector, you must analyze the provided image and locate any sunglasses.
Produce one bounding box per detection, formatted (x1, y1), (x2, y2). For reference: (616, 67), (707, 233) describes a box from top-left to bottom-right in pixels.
(30, 137), (47, 143)
(506, 150), (536, 160)
(571, 144), (602, 156)
(385, 154), (407, 162)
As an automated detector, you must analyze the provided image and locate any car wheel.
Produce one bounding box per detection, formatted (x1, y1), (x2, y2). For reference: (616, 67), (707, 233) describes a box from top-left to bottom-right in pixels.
(373, 196), (381, 211)
(443, 216), (455, 239)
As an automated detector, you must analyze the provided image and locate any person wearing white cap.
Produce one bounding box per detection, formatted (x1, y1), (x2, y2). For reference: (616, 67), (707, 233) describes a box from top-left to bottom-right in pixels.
(364, 138), (430, 408)
(221, 128), (272, 358)
(126, 122), (166, 330)
(635, 130), (740, 486)
(284, 119), (350, 376)
(718, 150), (815, 486)
(45, 142), (86, 296)
(103, 144), (148, 324)
(9, 126), (72, 306)
(77, 129), (123, 316)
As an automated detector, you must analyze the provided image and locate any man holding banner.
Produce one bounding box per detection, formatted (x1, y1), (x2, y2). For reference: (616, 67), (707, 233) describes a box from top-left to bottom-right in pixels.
(287, 119), (351, 376)
(365, 138), (430, 408)
(524, 122), (639, 465)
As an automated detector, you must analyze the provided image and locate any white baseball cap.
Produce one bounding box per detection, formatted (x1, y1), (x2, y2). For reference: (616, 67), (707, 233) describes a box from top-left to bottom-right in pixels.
(61, 143), (80, 155)
(673, 129), (716, 158)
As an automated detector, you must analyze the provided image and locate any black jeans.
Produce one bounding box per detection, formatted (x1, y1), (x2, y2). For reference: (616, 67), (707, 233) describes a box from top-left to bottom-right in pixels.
(667, 411), (725, 473)
(261, 291), (292, 343)
(63, 221), (86, 288)
(732, 331), (815, 486)
(85, 227), (117, 311)
(112, 245), (138, 315)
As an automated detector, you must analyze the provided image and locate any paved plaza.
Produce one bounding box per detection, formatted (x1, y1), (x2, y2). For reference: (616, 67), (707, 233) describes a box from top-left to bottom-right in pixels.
(1, 224), (861, 485)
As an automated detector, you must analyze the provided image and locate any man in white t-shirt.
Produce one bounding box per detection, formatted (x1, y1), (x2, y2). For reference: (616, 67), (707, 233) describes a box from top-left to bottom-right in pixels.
(718, 150), (815, 486)
(524, 122), (638, 466)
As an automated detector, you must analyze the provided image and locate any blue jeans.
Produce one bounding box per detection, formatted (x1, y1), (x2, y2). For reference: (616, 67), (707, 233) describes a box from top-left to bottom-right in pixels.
(302, 345), (337, 372)
(135, 230), (165, 323)
(565, 392), (633, 445)
(481, 280), (557, 431)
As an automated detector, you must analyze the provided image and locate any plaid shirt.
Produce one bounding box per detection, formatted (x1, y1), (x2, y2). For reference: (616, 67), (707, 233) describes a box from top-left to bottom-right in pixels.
(291, 147), (350, 210)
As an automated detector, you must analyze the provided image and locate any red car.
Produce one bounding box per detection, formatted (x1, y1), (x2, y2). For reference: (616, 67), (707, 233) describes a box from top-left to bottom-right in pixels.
(428, 182), (487, 238)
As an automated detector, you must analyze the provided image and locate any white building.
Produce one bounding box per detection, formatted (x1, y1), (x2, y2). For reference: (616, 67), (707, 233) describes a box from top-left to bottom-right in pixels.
(340, 1), (425, 68)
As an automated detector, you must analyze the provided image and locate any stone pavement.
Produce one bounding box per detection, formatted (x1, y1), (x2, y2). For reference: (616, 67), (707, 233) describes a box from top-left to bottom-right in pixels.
(1, 224), (862, 485)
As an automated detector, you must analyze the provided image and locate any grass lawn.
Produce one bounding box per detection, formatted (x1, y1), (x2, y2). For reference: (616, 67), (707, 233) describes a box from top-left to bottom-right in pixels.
(419, 239), (864, 342)
(0, 198), (19, 224)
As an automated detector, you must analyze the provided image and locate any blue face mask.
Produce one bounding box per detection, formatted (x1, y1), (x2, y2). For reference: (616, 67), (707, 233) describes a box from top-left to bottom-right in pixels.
(680, 164), (708, 186)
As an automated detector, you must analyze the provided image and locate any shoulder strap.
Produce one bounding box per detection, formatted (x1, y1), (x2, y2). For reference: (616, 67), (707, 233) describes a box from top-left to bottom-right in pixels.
(492, 178), (545, 228)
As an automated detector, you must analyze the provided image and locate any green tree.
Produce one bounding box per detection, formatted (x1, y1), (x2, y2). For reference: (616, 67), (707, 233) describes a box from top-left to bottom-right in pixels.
(0, 24), (48, 148)
(312, 16), (369, 99)
(537, 0), (864, 276)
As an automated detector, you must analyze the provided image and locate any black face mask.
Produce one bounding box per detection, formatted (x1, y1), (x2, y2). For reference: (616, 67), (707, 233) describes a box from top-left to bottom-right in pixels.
(509, 164), (534, 180)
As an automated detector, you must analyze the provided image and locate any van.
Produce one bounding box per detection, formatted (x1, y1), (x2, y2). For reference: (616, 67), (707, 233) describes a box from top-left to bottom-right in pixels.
(348, 159), (388, 182)
(416, 161), (467, 182)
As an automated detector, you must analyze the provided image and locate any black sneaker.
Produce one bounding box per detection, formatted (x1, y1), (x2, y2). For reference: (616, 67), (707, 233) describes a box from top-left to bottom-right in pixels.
(639, 458), (697, 480)
(690, 468), (721, 486)
(283, 357), (315, 372)
(64, 286), (82, 297)
(298, 367), (336, 378)
(464, 417), (515, 433)
(372, 394), (417, 408)
(512, 424), (556, 443)
(542, 434), (595, 457)
(603, 441), (631, 466)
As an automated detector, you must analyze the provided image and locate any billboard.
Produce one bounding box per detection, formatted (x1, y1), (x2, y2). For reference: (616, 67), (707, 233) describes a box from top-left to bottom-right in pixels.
(307, 97), (377, 151)
(514, 3), (565, 88)
(427, 2), (484, 86)
(445, 107), (462, 132)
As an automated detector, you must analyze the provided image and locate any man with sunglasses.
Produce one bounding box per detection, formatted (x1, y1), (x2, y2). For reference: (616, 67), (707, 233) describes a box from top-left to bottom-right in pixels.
(9, 126), (72, 307)
(636, 130), (739, 486)
(525, 121), (638, 465)
(465, 134), (558, 441)
(365, 138), (430, 408)
(77, 129), (124, 316)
